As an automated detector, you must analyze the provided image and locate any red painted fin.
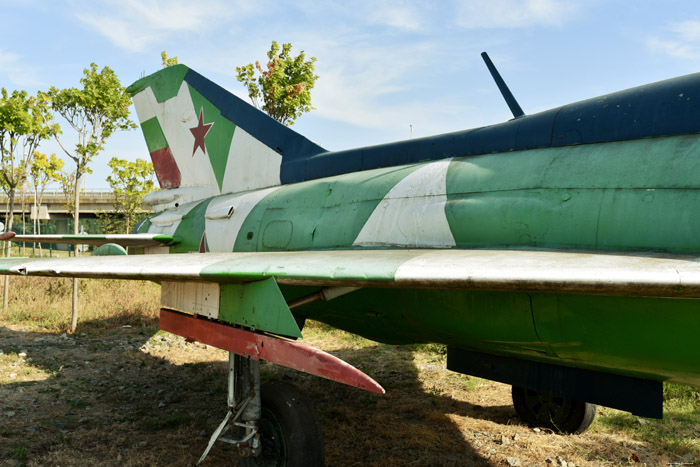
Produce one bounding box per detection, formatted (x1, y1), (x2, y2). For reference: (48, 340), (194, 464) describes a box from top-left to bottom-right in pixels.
(199, 233), (207, 253)
(160, 308), (385, 394)
(151, 147), (181, 189)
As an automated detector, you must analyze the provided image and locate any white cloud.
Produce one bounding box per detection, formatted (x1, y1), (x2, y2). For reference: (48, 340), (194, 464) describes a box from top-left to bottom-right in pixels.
(0, 49), (19, 66)
(308, 38), (481, 140)
(368, 0), (426, 31)
(0, 49), (44, 88)
(648, 20), (700, 59)
(455, 0), (578, 29)
(72, 0), (238, 52)
(311, 40), (426, 127)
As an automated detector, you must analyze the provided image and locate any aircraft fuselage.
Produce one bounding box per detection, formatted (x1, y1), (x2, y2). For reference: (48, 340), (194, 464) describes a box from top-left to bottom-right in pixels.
(140, 131), (700, 386)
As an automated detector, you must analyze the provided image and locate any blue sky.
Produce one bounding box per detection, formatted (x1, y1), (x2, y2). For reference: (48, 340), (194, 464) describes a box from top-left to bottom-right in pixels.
(2, 0), (700, 189)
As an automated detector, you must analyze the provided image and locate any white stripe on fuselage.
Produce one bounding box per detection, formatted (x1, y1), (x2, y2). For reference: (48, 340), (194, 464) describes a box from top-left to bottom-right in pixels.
(205, 187), (281, 252)
(353, 159), (456, 248)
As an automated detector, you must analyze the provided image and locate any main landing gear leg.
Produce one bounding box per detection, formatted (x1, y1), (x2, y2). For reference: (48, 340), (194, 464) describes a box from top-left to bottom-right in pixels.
(197, 352), (325, 466)
(198, 353), (261, 464)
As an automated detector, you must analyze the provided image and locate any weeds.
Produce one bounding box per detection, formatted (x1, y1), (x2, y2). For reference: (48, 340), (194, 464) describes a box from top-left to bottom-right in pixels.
(11, 443), (27, 464)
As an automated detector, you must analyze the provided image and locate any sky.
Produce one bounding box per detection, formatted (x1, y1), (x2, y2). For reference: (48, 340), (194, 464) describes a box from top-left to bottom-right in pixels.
(2, 0), (700, 189)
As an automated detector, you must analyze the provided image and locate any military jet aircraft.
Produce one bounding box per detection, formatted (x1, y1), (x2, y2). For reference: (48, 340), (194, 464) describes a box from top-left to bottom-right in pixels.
(7, 53), (700, 465)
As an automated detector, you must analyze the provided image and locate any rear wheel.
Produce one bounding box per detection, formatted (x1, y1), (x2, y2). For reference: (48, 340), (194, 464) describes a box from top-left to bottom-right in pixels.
(512, 386), (596, 434)
(241, 381), (324, 467)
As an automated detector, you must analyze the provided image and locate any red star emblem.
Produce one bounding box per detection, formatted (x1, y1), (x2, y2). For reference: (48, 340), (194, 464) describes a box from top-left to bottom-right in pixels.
(189, 108), (214, 156)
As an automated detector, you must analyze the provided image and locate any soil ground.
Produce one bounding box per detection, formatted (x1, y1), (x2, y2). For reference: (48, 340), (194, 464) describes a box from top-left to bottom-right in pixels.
(0, 279), (699, 466)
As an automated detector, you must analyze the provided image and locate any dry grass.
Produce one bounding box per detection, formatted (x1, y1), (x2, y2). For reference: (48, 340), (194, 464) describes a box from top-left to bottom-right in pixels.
(0, 278), (699, 466)
(4, 276), (159, 332)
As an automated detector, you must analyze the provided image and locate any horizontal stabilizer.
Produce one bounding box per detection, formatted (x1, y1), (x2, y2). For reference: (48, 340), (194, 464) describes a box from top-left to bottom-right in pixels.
(10, 233), (179, 248)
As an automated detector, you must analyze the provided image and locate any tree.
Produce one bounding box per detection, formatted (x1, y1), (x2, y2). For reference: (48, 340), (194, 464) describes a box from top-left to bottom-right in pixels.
(46, 63), (135, 332)
(161, 51), (178, 67)
(57, 169), (77, 221)
(235, 41), (318, 126)
(106, 157), (155, 234)
(0, 89), (56, 309)
(30, 152), (64, 255)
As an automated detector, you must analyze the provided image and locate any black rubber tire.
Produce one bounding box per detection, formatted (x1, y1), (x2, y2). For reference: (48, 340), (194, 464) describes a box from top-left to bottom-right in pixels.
(512, 386), (596, 434)
(241, 381), (325, 467)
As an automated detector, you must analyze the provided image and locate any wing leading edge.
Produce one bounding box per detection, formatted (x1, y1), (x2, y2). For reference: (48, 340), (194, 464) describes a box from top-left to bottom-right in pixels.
(1, 248), (700, 298)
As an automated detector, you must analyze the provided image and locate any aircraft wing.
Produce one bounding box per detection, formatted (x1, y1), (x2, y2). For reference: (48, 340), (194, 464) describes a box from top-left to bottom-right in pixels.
(9, 233), (180, 248)
(1, 248), (700, 298)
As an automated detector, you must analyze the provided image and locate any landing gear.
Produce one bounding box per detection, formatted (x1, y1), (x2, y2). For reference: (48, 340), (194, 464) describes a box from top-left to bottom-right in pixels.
(198, 354), (262, 464)
(197, 352), (325, 466)
(241, 381), (324, 467)
(512, 386), (596, 434)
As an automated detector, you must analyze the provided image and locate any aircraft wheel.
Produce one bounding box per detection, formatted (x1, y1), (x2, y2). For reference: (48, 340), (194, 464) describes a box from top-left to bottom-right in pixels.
(241, 381), (325, 467)
(511, 386), (596, 434)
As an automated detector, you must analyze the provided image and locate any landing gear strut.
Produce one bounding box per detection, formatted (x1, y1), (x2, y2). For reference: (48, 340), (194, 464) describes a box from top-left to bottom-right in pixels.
(198, 353), (262, 463)
(198, 352), (324, 466)
(512, 386), (596, 434)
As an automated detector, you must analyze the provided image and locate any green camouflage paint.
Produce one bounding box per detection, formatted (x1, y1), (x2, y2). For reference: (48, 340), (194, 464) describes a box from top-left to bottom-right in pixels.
(188, 85), (236, 191)
(170, 199), (213, 253)
(140, 117), (168, 154)
(131, 133), (700, 385)
(219, 278), (302, 338)
(126, 64), (190, 102)
(232, 163), (425, 252)
(445, 134), (700, 252)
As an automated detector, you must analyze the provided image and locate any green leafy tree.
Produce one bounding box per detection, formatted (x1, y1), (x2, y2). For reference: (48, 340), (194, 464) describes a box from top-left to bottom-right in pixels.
(161, 51), (178, 67)
(0, 90), (55, 233)
(30, 152), (64, 255)
(235, 41), (318, 126)
(45, 63), (136, 332)
(106, 157), (155, 234)
(0, 89), (56, 309)
(57, 169), (77, 220)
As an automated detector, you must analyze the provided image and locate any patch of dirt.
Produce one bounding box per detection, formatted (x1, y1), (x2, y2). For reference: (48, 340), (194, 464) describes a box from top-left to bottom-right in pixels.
(0, 321), (686, 466)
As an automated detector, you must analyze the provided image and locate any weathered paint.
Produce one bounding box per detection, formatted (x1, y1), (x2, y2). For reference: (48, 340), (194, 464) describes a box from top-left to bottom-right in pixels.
(159, 308), (384, 394)
(161, 281), (220, 319)
(204, 187), (280, 253)
(353, 159), (456, 248)
(129, 65), (322, 197)
(231, 163), (424, 252)
(219, 278), (302, 338)
(170, 199), (213, 253)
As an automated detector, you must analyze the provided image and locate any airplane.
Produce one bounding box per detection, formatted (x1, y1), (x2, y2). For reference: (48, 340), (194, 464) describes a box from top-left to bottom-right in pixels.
(5, 52), (700, 465)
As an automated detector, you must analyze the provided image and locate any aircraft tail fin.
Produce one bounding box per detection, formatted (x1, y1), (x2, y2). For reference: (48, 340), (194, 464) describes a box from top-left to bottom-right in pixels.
(127, 65), (326, 202)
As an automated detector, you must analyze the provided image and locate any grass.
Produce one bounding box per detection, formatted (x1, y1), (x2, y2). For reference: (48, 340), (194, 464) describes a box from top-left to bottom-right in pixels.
(3, 276), (160, 332)
(592, 383), (700, 458)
